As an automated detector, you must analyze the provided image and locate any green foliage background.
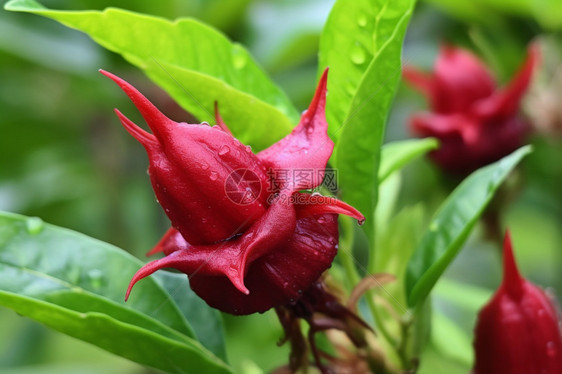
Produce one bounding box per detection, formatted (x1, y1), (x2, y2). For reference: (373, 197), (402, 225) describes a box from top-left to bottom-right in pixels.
(1, 0), (562, 373)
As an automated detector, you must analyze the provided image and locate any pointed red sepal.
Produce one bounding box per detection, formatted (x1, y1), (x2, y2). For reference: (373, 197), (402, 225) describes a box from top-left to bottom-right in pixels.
(214, 102), (233, 135)
(114, 109), (158, 150)
(99, 69), (176, 141)
(500, 230), (524, 298)
(125, 251), (183, 301)
(146, 227), (184, 257)
(473, 43), (540, 119)
(258, 68), (333, 192)
(293, 192), (365, 224)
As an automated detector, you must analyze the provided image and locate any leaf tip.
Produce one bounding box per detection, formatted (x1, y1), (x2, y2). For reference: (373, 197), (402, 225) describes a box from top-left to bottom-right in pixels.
(4, 0), (45, 12)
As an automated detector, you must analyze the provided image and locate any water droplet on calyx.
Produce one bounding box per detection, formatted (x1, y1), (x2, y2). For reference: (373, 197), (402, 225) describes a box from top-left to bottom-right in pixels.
(218, 145), (230, 156)
(209, 171), (219, 181)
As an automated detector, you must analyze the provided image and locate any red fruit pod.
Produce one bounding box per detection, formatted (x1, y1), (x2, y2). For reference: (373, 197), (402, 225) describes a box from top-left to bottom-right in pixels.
(473, 231), (562, 374)
(102, 69), (365, 315)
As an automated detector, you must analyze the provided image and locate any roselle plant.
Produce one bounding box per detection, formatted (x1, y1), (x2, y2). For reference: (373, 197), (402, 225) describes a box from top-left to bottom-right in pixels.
(1, 0), (561, 373)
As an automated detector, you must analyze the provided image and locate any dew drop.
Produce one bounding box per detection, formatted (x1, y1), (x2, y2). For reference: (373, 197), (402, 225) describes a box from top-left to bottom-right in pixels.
(283, 282), (289, 288)
(357, 218), (366, 226)
(429, 221), (439, 231)
(209, 171), (219, 181)
(201, 163), (209, 170)
(350, 43), (367, 65)
(232, 45), (248, 69)
(87, 269), (103, 289)
(26, 217), (44, 235)
(201, 121), (210, 126)
(245, 145), (252, 153)
(317, 216), (326, 223)
(218, 145), (230, 156)
(306, 126), (314, 135)
(201, 217), (207, 223)
(358, 15), (367, 27)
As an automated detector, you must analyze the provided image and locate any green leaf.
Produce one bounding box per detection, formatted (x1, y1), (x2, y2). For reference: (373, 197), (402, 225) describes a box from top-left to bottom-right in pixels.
(405, 146), (532, 307)
(154, 271), (227, 361)
(320, 0), (416, 241)
(430, 312), (473, 366)
(4, 0), (299, 151)
(434, 278), (492, 314)
(0, 212), (231, 374)
(379, 138), (438, 182)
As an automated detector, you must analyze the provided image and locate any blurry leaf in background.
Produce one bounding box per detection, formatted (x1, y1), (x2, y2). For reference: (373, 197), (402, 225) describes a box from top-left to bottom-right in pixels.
(379, 137), (438, 182)
(405, 145), (532, 307)
(423, 0), (562, 30)
(319, 0), (415, 244)
(248, 0), (333, 109)
(0, 212), (230, 373)
(5, 0), (299, 151)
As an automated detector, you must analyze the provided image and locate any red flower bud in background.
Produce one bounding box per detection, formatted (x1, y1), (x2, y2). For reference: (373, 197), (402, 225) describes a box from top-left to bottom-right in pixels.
(403, 44), (539, 174)
(101, 69), (364, 315)
(473, 231), (562, 374)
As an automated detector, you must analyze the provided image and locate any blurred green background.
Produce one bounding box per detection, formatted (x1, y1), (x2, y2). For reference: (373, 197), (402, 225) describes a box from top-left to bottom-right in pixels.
(1, 0), (562, 373)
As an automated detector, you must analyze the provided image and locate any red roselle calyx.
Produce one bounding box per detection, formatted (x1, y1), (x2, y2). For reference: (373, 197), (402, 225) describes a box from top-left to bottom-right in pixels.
(473, 231), (562, 374)
(100, 69), (365, 315)
(403, 44), (539, 175)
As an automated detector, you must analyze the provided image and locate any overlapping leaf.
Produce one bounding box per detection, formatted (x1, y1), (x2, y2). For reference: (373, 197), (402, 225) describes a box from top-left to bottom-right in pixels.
(405, 146), (532, 306)
(0, 212), (231, 374)
(319, 0), (416, 240)
(5, 0), (299, 150)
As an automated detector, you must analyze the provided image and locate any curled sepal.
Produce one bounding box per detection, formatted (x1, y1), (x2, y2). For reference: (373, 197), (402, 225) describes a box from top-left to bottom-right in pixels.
(189, 213), (340, 315)
(292, 192), (365, 224)
(126, 196), (297, 300)
(145, 227), (184, 257)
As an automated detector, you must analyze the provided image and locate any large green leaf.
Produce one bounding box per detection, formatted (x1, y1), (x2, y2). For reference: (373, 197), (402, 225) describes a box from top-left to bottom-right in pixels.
(4, 0), (299, 150)
(405, 146), (532, 307)
(0, 212), (231, 374)
(319, 0), (416, 240)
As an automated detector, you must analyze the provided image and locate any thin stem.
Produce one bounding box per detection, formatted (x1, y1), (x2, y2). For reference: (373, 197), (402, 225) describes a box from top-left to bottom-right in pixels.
(339, 215), (361, 288)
